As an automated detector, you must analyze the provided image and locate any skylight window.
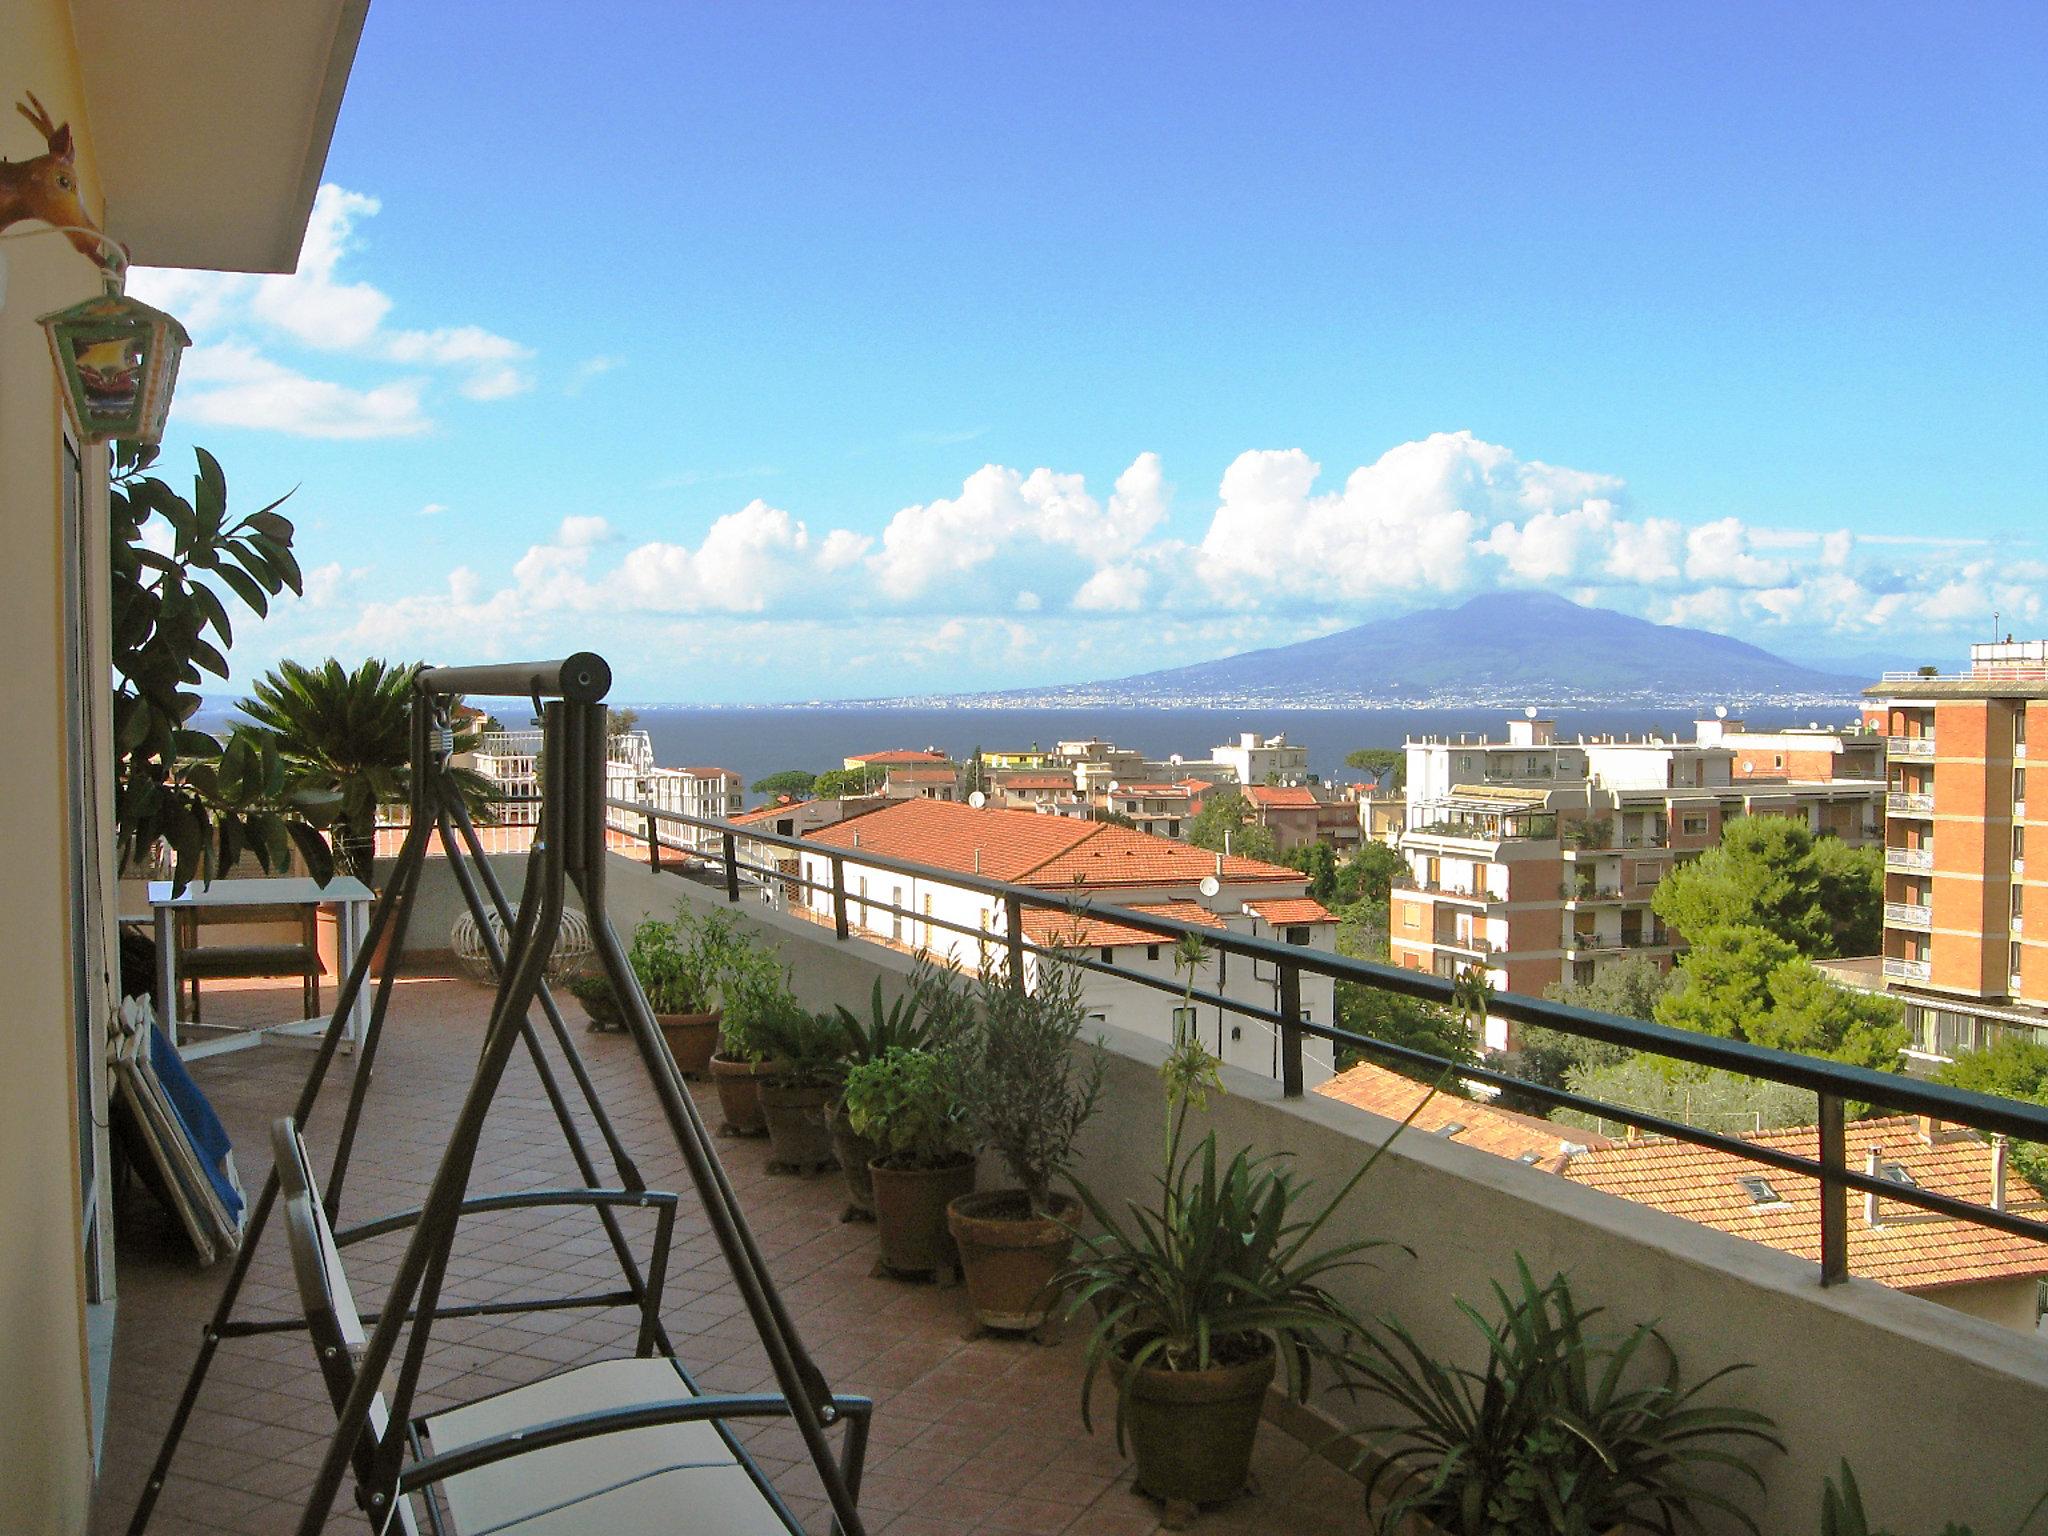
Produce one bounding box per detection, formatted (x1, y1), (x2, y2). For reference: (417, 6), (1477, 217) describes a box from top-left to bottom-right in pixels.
(1881, 1161), (1919, 1188)
(1517, 1150), (1543, 1164)
(1737, 1174), (1787, 1206)
(1435, 1121), (1468, 1138)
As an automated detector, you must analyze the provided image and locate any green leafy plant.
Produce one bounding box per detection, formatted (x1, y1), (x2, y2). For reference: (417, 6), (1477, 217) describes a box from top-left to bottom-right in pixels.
(110, 442), (337, 888)
(748, 1000), (852, 1088)
(1822, 1459), (2047, 1536)
(1059, 1034), (1406, 1451)
(238, 656), (496, 881)
(842, 1046), (971, 1168)
(829, 957), (969, 1085)
(1341, 1257), (1782, 1535)
(627, 912), (720, 1015)
(953, 951), (1106, 1216)
(568, 970), (623, 1030)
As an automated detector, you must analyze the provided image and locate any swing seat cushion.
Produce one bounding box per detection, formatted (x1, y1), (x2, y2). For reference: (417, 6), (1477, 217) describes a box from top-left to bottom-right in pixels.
(424, 1358), (789, 1535)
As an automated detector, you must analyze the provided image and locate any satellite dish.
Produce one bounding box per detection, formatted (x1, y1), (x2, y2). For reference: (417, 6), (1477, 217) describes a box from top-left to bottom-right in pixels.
(1524, 705), (1539, 719)
(1715, 705), (1729, 719)
(1107, 780), (1120, 794)
(968, 790), (987, 809)
(1199, 875), (1221, 899)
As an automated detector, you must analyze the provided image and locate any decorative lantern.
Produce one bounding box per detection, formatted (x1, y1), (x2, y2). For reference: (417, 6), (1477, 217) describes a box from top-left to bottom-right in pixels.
(39, 278), (191, 445)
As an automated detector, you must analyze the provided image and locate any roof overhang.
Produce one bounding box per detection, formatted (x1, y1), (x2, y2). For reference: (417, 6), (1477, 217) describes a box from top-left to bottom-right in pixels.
(73, 0), (370, 272)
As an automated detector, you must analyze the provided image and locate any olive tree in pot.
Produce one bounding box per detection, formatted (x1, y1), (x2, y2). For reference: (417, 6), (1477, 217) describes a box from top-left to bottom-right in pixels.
(825, 965), (960, 1221)
(948, 951), (1105, 1334)
(843, 1045), (975, 1278)
(1058, 1035), (1401, 1518)
(748, 1000), (851, 1175)
(1340, 1257), (1782, 1536)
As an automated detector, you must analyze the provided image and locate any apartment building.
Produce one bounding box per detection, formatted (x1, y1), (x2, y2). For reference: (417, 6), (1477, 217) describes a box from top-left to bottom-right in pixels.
(1868, 641), (2048, 1065)
(1210, 731), (1310, 786)
(1390, 715), (1885, 1049)
(1098, 780), (1213, 838)
(989, 768), (1081, 812)
(796, 798), (1336, 1079)
(878, 764), (962, 802)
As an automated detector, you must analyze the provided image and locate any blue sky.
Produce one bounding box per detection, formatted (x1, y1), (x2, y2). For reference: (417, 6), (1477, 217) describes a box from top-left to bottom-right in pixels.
(124, 3), (2048, 700)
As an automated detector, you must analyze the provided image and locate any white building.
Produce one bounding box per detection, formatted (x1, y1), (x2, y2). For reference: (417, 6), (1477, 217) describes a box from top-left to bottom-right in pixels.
(796, 798), (1338, 1082)
(1210, 731), (1311, 787)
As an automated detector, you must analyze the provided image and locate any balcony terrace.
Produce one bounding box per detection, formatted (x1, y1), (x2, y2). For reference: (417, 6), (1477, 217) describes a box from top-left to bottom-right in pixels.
(1887, 791), (1936, 815)
(1884, 901), (1934, 931)
(94, 815), (2048, 1536)
(1886, 845), (1936, 871)
(1886, 736), (1937, 759)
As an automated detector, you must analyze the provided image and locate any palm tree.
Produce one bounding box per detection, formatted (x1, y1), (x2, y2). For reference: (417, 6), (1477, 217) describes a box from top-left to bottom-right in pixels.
(238, 658), (495, 879)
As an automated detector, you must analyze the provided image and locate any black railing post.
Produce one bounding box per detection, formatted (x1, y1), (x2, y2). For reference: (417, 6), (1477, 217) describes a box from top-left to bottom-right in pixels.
(644, 809), (661, 871)
(723, 831), (741, 903)
(1818, 1091), (1848, 1285)
(1278, 961), (1304, 1098)
(831, 855), (850, 940)
(1005, 892), (1026, 989)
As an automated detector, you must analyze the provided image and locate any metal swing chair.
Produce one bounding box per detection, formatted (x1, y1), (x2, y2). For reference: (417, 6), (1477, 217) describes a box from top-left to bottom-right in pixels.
(127, 656), (873, 1536)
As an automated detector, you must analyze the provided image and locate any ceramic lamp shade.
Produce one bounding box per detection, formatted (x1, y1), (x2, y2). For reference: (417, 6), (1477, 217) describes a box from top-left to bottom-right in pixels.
(39, 284), (191, 445)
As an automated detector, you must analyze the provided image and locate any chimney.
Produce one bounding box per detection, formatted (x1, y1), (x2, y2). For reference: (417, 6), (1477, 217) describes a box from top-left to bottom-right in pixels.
(1215, 851), (1225, 877)
(852, 830), (860, 849)
(1993, 1136), (2010, 1213)
(1864, 1146), (1884, 1229)
(973, 848), (981, 874)
(1917, 1114), (1969, 1146)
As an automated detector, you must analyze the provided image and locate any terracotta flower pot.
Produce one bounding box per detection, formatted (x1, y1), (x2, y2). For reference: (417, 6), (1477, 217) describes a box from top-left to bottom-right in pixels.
(708, 1052), (774, 1136)
(827, 1101), (877, 1220)
(869, 1155), (976, 1277)
(316, 904), (396, 984)
(947, 1189), (1078, 1332)
(655, 1009), (720, 1079)
(1108, 1338), (1276, 1509)
(758, 1080), (838, 1172)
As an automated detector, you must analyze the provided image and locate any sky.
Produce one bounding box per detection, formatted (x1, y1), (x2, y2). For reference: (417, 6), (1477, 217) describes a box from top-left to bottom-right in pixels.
(122, 2), (2048, 702)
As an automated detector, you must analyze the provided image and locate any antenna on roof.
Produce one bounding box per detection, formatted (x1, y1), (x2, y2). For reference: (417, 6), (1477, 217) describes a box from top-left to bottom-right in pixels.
(1715, 705), (1728, 719)
(1107, 780), (1120, 794)
(968, 790), (987, 809)
(1200, 874), (1221, 899)
(1524, 705), (1538, 719)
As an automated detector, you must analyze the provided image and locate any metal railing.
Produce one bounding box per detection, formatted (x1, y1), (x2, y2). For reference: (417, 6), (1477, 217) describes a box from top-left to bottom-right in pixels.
(604, 796), (2048, 1289)
(1883, 956), (1933, 982)
(1884, 901), (1933, 929)
(1886, 736), (1936, 758)
(1887, 791), (1935, 814)
(1885, 846), (1935, 871)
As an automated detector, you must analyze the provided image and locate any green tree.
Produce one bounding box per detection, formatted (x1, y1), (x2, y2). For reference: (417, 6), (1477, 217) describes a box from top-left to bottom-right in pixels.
(750, 769), (817, 799)
(814, 765), (881, 798)
(1336, 980), (1478, 1088)
(1546, 954), (1675, 1023)
(1282, 841), (1339, 903)
(1651, 816), (1877, 959)
(1936, 1038), (2048, 1194)
(963, 747), (988, 798)
(1654, 924), (1906, 1072)
(607, 706), (641, 740)
(1492, 960), (1670, 1110)
(239, 658), (497, 880)
(1335, 842), (1408, 909)
(1187, 790), (1279, 863)
(1345, 747), (1405, 790)
(1556, 1057), (1816, 1137)
(1332, 898), (1389, 963)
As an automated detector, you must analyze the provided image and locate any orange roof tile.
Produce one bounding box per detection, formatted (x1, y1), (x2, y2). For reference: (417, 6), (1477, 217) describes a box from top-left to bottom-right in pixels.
(885, 766), (960, 782)
(1244, 897), (1336, 926)
(1560, 1116), (2048, 1293)
(1021, 900), (1227, 949)
(1030, 822), (1303, 890)
(1244, 785), (1320, 808)
(996, 771), (1076, 790)
(1316, 1061), (1611, 1171)
(849, 749), (950, 765)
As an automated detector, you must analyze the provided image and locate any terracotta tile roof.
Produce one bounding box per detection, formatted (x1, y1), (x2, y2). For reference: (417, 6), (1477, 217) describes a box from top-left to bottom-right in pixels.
(1021, 900), (1226, 949)
(1029, 822), (1303, 890)
(850, 749), (950, 765)
(677, 765), (742, 781)
(995, 771), (1076, 790)
(729, 804), (792, 825)
(885, 766), (960, 783)
(1114, 782), (1192, 797)
(801, 798), (1306, 893)
(1243, 897), (1337, 926)
(1243, 785), (1320, 808)
(1316, 1061), (1611, 1172)
(1559, 1116), (2048, 1293)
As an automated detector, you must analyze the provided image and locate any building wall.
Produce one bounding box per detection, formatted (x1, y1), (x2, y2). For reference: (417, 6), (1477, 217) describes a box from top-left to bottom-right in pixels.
(0, 7), (111, 1528)
(1917, 1276), (2042, 1335)
(2025, 701), (2048, 1005)
(1928, 700), (2016, 997)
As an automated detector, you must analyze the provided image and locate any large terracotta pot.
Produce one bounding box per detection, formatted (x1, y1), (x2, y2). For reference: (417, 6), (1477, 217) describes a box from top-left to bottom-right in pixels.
(758, 1080), (838, 1172)
(869, 1155), (976, 1276)
(826, 1101), (877, 1220)
(947, 1189), (1078, 1331)
(316, 904), (396, 985)
(655, 1009), (720, 1079)
(708, 1053), (774, 1136)
(1108, 1338), (1276, 1509)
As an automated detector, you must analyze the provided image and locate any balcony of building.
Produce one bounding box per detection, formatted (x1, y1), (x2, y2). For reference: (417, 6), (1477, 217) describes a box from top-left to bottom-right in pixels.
(1885, 900), (1935, 932)
(91, 818), (2048, 1536)
(1887, 790), (1936, 816)
(1884, 956), (1934, 982)
(1886, 844), (1936, 872)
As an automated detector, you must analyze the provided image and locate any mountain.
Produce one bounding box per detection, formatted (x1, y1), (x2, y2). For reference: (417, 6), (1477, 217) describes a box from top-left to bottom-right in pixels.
(971, 592), (1871, 708)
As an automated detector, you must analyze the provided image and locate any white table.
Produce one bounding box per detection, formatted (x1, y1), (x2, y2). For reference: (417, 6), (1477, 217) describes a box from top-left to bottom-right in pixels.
(146, 876), (375, 1059)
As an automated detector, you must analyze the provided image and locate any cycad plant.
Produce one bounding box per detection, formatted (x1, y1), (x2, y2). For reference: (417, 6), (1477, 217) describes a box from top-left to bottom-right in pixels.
(238, 658), (495, 879)
(1342, 1257), (1782, 1535)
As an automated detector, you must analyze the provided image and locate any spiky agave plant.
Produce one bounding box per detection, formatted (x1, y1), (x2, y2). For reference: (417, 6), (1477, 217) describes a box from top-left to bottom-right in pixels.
(238, 658), (495, 879)
(1342, 1257), (1783, 1535)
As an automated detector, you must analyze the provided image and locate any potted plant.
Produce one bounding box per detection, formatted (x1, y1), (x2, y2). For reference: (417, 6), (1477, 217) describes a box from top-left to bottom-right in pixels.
(843, 1045), (975, 1277)
(629, 910), (724, 1076)
(1341, 1257), (1782, 1535)
(1822, 1460), (2046, 1536)
(949, 952), (1105, 1332)
(1059, 1036), (1400, 1516)
(825, 968), (955, 1220)
(748, 998), (851, 1174)
(706, 928), (787, 1136)
(568, 970), (622, 1030)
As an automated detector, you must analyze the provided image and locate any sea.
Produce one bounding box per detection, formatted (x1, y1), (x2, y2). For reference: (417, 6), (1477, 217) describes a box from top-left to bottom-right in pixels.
(616, 705), (1742, 805)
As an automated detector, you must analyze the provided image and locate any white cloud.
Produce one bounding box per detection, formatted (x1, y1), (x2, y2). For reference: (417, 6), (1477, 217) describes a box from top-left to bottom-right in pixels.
(128, 184), (532, 435)
(1073, 564), (1151, 612)
(1685, 517), (1789, 587)
(419, 502), (448, 517)
(566, 355), (625, 394)
(175, 342), (429, 439)
(557, 515), (612, 548)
